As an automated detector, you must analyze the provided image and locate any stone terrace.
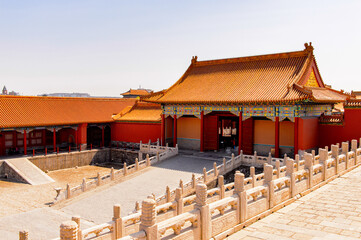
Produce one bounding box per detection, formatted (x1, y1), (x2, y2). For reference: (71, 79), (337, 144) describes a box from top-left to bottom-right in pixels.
(227, 164), (361, 240)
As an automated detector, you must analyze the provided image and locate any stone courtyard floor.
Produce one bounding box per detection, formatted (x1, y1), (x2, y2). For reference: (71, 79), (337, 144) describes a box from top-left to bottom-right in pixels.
(0, 154), (219, 240)
(226, 164), (361, 240)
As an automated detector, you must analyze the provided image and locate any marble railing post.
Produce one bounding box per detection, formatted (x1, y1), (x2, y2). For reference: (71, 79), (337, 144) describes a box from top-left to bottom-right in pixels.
(140, 198), (158, 240)
(286, 158), (296, 197)
(319, 148), (328, 181)
(218, 175), (225, 199)
(123, 163), (127, 176)
(352, 139), (358, 164)
(231, 153), (235, 169)
(138, 151), (143, 162)
(267, 152), (272, 165)
(342, 142), (349, 169)
(19, 230), (29, 240)
(97, 172), (101, 186)
(135, 158), (139, 171)
(213, 162), (218, 178)
(66, 184), (71, 199)
(82, 178), (86, 192)
(60, 220), (78, 240)
(234, 172), (246, 223)
(331, 145), (339, 174)
(264, 164), (274, 208)
(110, 167), (115, 180)
(179, 179), (184, 194)
(195, 183), (211, 240)
(175, 188), (183, 215)
(304, 153), (314, 188)
(71, 216), (82, 240)
(192, 174), (196, 189)
(275, 160), (280, 178)
(166, 186), (171, 202)
(113, 204), (124, 239)
(203, 167), (207, 183)
(146, 154), (150, 167)
(295, 154), (300, 171)
(253, 151), (257, 166)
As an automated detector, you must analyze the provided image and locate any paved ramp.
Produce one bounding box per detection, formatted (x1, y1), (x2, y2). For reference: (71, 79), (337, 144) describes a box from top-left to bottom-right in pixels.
(5, 158), (54, 185)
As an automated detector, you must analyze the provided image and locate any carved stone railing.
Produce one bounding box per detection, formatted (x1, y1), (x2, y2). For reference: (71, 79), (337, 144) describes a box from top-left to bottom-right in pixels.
(23, 139), (361, 240)
(52, 145), (178, 205)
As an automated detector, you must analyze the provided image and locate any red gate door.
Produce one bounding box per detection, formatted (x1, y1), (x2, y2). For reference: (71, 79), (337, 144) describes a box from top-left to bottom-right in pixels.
(204, 115), (218, 151)
(242, 118), (254, 155)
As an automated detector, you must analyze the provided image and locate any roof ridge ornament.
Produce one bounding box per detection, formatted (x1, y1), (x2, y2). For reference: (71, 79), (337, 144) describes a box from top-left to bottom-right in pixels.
(304, 42), (314, 53)
(191, 56), (198, 64)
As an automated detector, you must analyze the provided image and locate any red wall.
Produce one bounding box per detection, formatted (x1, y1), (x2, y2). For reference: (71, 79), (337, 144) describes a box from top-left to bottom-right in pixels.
(299, 118), (319, 150)
(319, 108), (361, 148)
(112, 122), (161, 143)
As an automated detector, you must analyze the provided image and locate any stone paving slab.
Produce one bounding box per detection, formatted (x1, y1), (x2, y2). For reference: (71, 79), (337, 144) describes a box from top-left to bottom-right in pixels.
(226, 165), (361, 240)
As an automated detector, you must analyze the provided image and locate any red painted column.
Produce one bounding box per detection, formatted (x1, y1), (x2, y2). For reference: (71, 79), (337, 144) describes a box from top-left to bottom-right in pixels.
(161, 114), (165, 146)
(101, 126), (105, 147)
(275, 117), (280, 158)
(238, 112), (243, 155)
(23, 130), (27, 155)
(200, 111), (204, 152)
(75, 127), (78, 149)
(294, 117), (299, 158)
(173, 115), (177, 147)
(53, 128), (56, 152)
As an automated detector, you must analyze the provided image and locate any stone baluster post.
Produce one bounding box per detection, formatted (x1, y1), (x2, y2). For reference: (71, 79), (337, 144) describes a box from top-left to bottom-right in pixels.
(72, 216), (82, 240)
(66, 183), (71, 199)
(179, 179), (184, 194)
(192, 174), (196, 189)
(342, 142), (349, 169)
(166, 143), (169, 151)
(253, 151), (257, 166)
(234, 172), (246, 223)
(304, 153), (314, 188)
(311, 150), (315, 160)
(97, 172), (101, 186)
(213, 162), (218, 178)
(283, 154), (288, 165)
(110, 167), (115, 181)
(148, 140), (151, 151)
(140, 198), (158, 240)
(286, 158), (296, 197)
(195, 183), (211, 240)
(267, 152), (272, 165)
(156, 139), (159, 152)
(113, 204), (124, 239)
(146, 154), (150, 167)
(203, 167), (207, 183)
(19, 230), (29, 240)
(223, 158), (227, 173)
(264, 164), (274, 208)
(166, 186), (171, 202)
(295, 154), (300, 171)
(123, 162), (127, 176)
(331, 144), (339, 174)
(175, 188), (183, 215)
(319, 148), (328, 181)
(60, 220), (78, 240)
(325, 145), (329, 153)
(135, 158), (139, 171)
(218, 175), (225, 199)
(275, 160), (280, 178)
(139, 141), (142, 151)
(250, 166), (255, 188)
(135, 201), (140, 212)
(82, 178), (86, 192)
(351, 139), (358, 165)
(240, 150), (244, 163)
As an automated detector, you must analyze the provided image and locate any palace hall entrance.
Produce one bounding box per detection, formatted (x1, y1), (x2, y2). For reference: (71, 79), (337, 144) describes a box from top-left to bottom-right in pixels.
(218, 116), (239, 151)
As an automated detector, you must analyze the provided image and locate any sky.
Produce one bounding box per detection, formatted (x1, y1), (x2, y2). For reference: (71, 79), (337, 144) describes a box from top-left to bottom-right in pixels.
(0, 0), (360, 97)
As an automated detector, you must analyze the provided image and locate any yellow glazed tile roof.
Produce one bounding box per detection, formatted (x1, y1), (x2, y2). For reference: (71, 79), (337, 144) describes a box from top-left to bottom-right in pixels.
(146, 43), (348, 105)
(0, 96), (136, 129)
(114, 102), (161, 122)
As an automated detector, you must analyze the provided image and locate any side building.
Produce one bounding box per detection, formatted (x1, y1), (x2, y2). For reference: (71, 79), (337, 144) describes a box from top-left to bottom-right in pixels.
(143, 43), (349, 157)
(0, 96), (136, 156)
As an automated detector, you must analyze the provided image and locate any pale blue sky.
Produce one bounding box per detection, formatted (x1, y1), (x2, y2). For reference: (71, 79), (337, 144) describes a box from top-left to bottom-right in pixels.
(0, 1), (360, 96)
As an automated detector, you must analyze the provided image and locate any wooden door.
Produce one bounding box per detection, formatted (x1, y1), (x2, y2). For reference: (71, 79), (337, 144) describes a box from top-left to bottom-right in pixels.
(204, 115), (218, 151)
(242, 118), (254, 155)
